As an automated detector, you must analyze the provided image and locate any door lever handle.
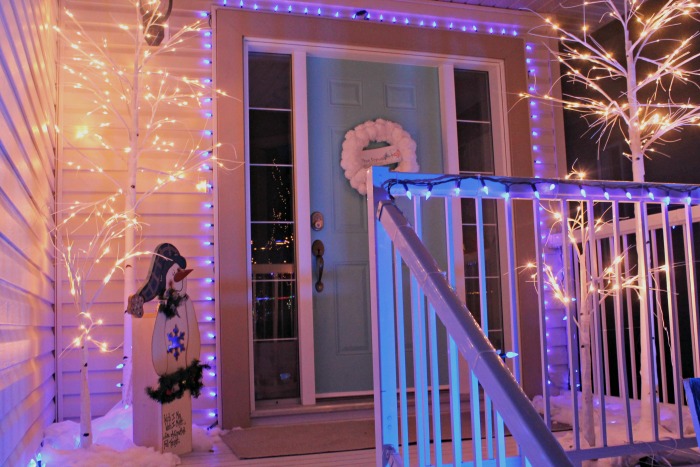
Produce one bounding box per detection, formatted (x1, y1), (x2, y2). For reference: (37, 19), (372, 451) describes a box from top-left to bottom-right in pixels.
(312, 239), (325, 293)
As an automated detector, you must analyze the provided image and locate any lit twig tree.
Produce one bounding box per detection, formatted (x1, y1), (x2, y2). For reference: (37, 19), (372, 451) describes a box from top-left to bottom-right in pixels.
(528, 189), (666, 448)
(525, 0), (700, 429)
(54, 0), (232, 446)
(54, 199), (150, 447)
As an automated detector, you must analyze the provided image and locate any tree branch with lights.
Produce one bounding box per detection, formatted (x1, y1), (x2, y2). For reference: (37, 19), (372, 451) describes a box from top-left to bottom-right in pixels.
(53, 0), (237, 448)
(526, 0), (700, 431)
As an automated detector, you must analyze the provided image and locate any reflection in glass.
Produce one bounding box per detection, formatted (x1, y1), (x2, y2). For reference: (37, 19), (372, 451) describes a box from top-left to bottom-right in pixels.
(454, 69), (491, 122)
(253, 270), (297, 340)
(249, 110), (292, 165)
(457, 122), (494, 173)
(248, 53), (291, 109)
(250, 165), (294, 222)
(251, 223), (294, 265)
(455, 68), (502, 349)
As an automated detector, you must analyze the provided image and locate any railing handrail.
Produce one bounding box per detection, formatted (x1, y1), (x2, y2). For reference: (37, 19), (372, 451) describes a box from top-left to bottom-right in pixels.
(379, 172), (700, 205)
(369, 168), (700, 466)
(370, 167), (573, 466)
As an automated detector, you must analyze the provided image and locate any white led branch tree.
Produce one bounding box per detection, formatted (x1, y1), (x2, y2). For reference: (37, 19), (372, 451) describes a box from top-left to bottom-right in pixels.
(54, 0), (233, 447)
(526, 0), (700, 439)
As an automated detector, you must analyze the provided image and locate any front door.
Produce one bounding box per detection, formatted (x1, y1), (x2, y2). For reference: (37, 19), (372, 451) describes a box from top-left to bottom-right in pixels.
(307, 57), (443, 395)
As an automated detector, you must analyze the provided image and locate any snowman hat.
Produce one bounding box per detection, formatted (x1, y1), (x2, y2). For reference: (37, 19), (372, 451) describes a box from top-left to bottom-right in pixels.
(139, 243), (188, 301)
(126, 243), (189, 317)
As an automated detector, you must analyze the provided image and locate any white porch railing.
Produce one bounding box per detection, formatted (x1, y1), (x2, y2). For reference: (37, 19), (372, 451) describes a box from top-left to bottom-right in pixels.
(367, 167), (700, 466)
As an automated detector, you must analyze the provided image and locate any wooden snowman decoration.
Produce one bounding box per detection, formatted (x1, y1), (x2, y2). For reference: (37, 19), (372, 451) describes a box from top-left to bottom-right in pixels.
(152, 259), (200, 381)
(128, 243), (208, 455)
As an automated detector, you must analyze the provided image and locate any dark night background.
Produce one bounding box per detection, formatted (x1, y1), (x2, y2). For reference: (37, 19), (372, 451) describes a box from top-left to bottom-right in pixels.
(562, 1), (700, 184)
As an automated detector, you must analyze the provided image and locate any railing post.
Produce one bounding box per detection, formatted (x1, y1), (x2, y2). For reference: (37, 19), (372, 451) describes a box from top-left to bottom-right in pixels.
(367, 168), (700, 465)
(368, 175), (399, 466)
(684, 204), (700, 377)
(611, 201), (633, 444)
(661, 202), (685, 436)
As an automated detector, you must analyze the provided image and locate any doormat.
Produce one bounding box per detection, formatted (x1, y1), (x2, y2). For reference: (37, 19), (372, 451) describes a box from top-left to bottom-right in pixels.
(221, 419), (375, 459)
(220, 411), (566, 459)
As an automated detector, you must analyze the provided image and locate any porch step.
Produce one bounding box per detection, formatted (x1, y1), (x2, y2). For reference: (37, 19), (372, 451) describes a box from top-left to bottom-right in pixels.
(250, 395), (375, 426)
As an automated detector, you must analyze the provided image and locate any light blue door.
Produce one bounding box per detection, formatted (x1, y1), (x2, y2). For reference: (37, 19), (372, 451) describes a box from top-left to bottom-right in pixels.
(307, 57), (443, 394)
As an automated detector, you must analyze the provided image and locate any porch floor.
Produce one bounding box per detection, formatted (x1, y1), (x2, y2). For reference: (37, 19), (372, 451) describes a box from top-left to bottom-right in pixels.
(179, 432), (520, 466)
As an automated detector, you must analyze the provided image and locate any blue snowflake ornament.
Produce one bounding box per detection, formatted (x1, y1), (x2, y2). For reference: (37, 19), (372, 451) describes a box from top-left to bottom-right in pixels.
(167, 324), (186, 360)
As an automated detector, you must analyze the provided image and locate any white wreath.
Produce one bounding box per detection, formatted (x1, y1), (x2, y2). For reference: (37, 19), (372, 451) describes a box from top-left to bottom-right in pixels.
(340, 119), (419, 195)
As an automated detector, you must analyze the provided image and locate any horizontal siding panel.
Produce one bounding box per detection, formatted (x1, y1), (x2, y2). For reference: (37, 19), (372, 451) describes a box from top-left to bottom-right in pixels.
(60, 171), (212, 195)
(0, 163), (53, 240)
(0, 242), (55, 301)
(59, 324), (218, 353)
(61, 103), (213, 129)
(60, 301), (216, 326)
(0, 195), (54, 271)
(53, 191), (216, 214)
(0, 282), (54, 327)
(1, 0), (57, 152)
(1, 0), (57, 464)
(58, 324), (129, 349)
(0, 65), (54, 202)
(4, 404), (55, 467)
(57, 238), (216, 261)
(57, 223), (215, 242)
(0, 372), (56, 466)
(192, 410), (218, 427)
(59, 278), (216, 304)
(0, 352), (55, 419)
(58, 126), (213, 149)
(61, 392), (121, 421)
(0, 49), (55, 198)
(0, 121), (54, 226)
(61, 348), (124, 372)
(25, 0), (59, 103)
(0, 327), (55, 369)
(61, 369), (122, 394)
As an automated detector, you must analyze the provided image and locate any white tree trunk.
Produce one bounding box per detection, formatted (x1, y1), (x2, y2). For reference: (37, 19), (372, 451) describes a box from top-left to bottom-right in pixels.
(578, 245), (596, 448)
(79, 334), (92, 448)
(625, 33), (655, 432)
(121, 60), (139, 405)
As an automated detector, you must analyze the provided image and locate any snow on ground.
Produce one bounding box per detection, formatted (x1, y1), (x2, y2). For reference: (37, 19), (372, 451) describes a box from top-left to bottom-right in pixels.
(533, 391), (700, 466)
(35, 404), (221, 466)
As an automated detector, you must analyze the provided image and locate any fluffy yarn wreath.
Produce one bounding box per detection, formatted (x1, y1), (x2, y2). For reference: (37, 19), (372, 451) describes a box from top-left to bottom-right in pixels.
(340, 119), (419, 195)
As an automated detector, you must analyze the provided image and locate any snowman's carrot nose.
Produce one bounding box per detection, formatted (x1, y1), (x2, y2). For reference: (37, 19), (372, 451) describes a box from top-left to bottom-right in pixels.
(174, 268), (193, 282)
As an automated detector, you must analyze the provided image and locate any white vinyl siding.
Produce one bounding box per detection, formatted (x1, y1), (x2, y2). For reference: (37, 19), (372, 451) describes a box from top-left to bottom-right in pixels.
(0, 0), (59, 465)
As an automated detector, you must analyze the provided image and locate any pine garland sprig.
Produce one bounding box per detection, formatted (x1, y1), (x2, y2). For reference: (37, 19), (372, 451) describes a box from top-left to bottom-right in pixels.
(158, 290), (188, 319)
(146, 359), (211, 404)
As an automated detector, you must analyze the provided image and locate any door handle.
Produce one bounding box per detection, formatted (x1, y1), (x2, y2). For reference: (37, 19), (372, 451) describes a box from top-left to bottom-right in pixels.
(312, 239), (325, 292)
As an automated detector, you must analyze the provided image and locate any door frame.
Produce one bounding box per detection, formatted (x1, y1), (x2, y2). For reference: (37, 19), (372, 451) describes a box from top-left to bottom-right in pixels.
(215, 7), (532, 429)
(247, 40), (511, 406)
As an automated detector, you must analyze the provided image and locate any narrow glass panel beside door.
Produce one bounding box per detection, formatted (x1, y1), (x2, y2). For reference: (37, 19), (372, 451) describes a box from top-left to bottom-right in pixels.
(248, 52), (299, 401)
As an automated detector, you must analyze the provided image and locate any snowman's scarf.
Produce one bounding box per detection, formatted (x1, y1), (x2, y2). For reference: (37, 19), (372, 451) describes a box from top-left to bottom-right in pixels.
(158, 289), (188, 319)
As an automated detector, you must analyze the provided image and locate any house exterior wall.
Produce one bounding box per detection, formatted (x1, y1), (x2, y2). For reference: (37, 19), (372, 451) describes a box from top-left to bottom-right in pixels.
(56, 0), (219, 425)
(0, 0), (59, 464)
(48, 0), (568, 434)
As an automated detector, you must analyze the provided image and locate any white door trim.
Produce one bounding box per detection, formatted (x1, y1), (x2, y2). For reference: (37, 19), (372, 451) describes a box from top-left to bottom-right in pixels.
(291, 49), (316, 406)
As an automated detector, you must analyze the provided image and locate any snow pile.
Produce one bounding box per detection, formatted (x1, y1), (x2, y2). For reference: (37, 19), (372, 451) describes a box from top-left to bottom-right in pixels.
(533, 391), (700, 466)
(533, 390), (696, 442)
(38, 404), (220, 466)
